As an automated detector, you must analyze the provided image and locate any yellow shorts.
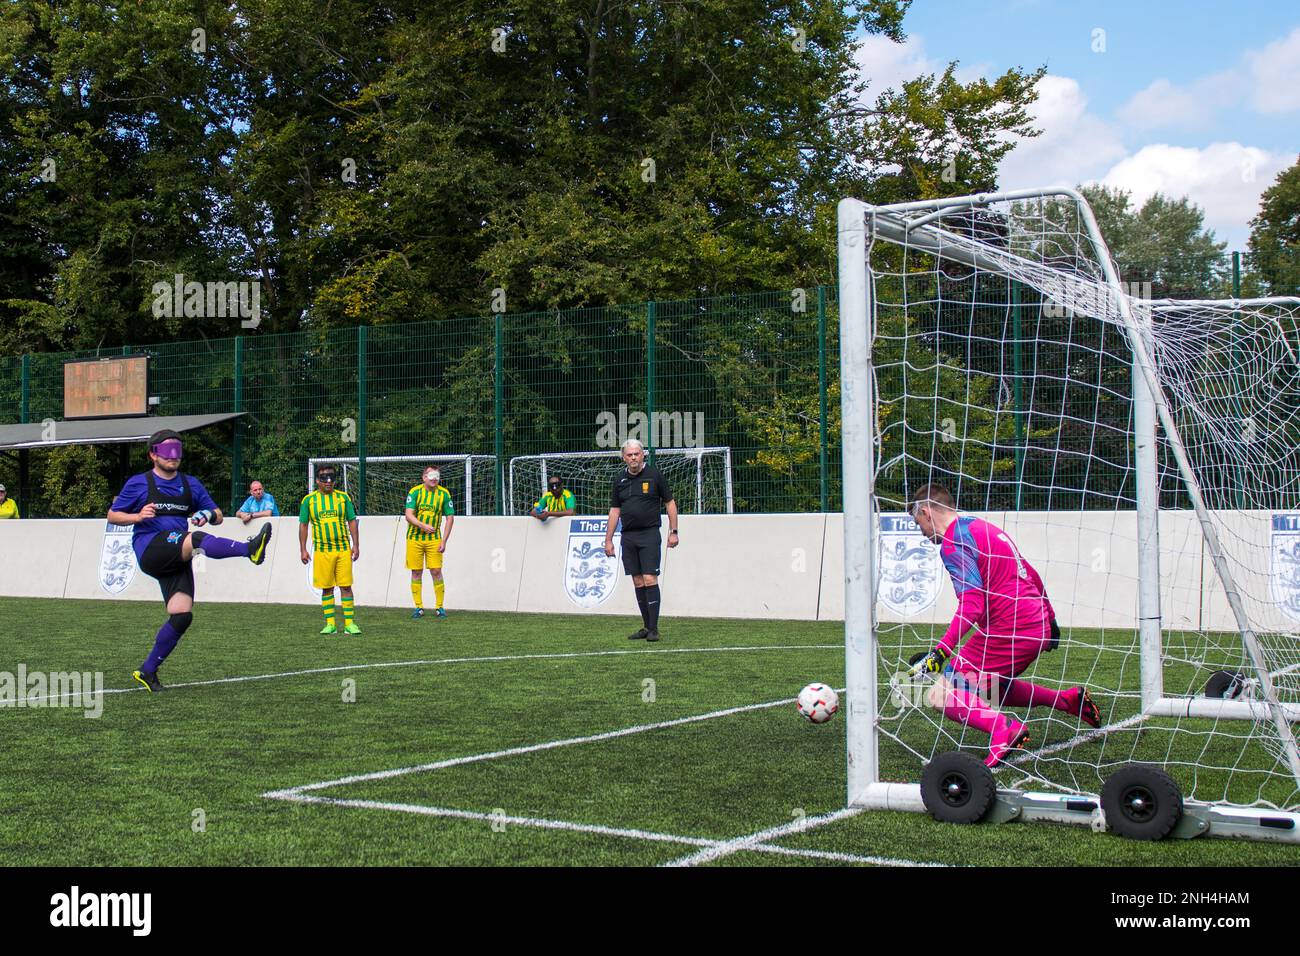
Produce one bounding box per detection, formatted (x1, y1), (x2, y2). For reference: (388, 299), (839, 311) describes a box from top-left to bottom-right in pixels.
(406, 538), (443, 571)
(313, 550), (353, 589)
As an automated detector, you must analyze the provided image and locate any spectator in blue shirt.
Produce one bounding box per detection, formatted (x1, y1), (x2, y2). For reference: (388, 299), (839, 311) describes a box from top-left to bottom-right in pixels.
(236, 480), (280, 524)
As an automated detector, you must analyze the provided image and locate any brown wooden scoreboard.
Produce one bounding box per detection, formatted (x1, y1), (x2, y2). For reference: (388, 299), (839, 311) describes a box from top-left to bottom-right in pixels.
(64, 355), (150, 419)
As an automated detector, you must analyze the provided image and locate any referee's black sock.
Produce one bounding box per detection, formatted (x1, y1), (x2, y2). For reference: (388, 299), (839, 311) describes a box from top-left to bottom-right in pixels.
(635, 586), (650, 627)
(645, 584), (661, 631)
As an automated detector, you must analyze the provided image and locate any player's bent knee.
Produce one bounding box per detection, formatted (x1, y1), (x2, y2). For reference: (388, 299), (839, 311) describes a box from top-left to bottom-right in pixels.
(169, 611), (194, 635)
(189, 530), (209, 550)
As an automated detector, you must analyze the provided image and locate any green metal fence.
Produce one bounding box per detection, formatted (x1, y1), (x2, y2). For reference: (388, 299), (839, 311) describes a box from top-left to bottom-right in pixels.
(1, 288), (841, 518)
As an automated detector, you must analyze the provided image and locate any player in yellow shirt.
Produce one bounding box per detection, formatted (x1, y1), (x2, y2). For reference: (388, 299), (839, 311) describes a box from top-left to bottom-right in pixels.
(298, 466), (361, 634)
(404, 466), (455, 619)
(0, 484), (18, 519)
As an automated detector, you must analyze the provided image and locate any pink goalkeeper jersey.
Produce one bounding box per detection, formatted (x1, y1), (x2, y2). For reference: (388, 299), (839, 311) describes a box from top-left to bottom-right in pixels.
(937, 516), (1055, 669)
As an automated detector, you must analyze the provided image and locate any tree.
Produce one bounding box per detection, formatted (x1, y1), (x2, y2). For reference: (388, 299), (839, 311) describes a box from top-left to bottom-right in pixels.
(1081, 185), (1226, 298)
(1248, 157), (1300, 296)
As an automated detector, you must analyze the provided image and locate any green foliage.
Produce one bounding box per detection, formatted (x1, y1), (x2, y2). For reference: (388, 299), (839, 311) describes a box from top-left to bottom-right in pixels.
(1081, 185), (1227, 297)
(1248, 158), (1300, 296)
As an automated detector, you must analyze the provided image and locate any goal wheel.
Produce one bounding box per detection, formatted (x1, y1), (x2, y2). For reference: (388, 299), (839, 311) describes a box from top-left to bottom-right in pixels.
(1101, 764), (1183, 841)
(920, 751), (996, 824)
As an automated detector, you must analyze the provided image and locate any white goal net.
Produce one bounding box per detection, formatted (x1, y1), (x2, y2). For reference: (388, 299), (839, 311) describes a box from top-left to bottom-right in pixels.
(308, 455), (498, 517)
(839, 188), (1300, 837)
(507, 448), (734, 516)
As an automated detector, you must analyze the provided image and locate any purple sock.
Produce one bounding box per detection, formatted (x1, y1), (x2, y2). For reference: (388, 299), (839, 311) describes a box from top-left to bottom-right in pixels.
(196, 535), (248, 559)
(142, 620), (182, 673)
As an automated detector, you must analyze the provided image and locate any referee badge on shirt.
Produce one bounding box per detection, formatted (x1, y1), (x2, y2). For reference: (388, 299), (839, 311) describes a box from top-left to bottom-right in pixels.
(564, 518), (618, 609)
(1271, 513), (1300, 625)
(878, 513), (941, 616)
(100, 522), (138, 595)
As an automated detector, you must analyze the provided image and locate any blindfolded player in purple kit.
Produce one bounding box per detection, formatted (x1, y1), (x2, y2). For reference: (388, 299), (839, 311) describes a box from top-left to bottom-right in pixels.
(107, 429), (273, 692)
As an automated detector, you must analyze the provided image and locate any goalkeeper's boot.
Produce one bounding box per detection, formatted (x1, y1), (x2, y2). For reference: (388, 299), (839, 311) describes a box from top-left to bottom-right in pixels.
(434, 608), (447, 618)
(628, 628), (649, 641)
(132, 669), (164, 693)
(344, 622), (362, 635)
(247, 522), (273, 565)
(1074, 687), (1101, 728)
(411, 608), (424, 619)
(645, 630), (661, 643)
(320, 622), (337, 635)
(985, 716), (1030, 768)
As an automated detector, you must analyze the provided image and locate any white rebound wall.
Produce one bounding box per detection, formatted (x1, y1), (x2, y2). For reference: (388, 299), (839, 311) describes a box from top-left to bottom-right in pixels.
(0, 512), (1295, 634)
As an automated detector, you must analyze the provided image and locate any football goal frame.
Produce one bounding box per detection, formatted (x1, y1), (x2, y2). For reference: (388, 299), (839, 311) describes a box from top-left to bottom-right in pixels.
(838, 187), (1300, 842)
(307, 454), (497, 516)
(506, 447), (735, 516)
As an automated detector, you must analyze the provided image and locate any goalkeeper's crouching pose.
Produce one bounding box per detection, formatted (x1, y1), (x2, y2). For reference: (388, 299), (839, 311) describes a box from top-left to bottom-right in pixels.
(909, 483), (1100, 767)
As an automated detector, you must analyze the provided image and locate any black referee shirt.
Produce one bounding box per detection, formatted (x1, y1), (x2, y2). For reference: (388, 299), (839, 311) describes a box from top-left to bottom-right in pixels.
(610, 465), (674, 533)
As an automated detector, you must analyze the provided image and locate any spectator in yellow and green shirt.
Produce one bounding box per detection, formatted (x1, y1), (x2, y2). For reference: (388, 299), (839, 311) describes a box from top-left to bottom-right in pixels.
(532, 476), (575, 522)
(0, 484), (18, 519)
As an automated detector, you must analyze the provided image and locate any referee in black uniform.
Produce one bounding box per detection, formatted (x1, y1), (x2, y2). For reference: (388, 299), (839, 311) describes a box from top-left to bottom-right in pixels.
(604, 438), (679, 643)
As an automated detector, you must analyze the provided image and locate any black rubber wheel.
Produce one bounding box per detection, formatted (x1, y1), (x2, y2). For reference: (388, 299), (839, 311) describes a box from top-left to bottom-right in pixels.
(920, 751), (996, 824)
(1101, 764), (1183, 840)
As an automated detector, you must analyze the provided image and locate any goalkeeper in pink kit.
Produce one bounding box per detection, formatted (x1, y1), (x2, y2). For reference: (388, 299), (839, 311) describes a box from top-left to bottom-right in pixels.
(908, 484), (1100, 767)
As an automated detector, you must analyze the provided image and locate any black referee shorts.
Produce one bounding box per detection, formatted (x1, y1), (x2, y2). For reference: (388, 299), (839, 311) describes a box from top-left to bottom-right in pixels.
(139, 532), (195, 603)
(620, 529), (662, 576)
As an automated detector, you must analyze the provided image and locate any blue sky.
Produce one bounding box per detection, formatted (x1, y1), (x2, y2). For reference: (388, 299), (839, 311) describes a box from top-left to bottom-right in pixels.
(857, 0), (1300, 249)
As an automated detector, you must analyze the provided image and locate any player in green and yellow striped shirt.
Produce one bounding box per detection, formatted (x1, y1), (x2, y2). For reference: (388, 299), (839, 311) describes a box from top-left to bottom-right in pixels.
(298, 467), (361, 634)
(404, 466), (455, 619)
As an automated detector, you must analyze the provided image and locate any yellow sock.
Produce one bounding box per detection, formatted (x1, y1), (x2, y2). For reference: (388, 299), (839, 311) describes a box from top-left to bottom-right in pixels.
(434, 579), (445, 610)
(321, 591), (335, 624)
(411, 580), (423, 609)
(342, 595), (356, 624)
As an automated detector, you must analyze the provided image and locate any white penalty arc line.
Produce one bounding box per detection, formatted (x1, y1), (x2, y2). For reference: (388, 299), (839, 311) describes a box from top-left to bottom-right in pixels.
(16, 643), (841, 706)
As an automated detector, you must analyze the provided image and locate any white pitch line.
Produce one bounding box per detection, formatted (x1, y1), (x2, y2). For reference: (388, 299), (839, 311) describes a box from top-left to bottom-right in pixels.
(665, 807), (894, 867)
(16, 643), (841, 706)
(264, 695), (801, 797)
(272, 795), (721, 849)
(746, 843), (945, 867)
(273, 795), (937, 867)
(1005, 712), (1149, 767)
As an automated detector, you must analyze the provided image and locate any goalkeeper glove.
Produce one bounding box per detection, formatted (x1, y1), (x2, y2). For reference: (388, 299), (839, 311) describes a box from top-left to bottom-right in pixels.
(192, 509), (213, 525)
(910, 646), (949, 676)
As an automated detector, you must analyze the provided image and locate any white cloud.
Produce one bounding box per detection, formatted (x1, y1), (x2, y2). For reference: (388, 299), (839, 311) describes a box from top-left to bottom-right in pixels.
(853, 33), (940, 97)
(998, 75), (1128, 191)
(1096, 143), (1291, 247)
(853, 33), (989, 99)
(1245, 27), (1300, 113)
(1116, 72), (1243, 131)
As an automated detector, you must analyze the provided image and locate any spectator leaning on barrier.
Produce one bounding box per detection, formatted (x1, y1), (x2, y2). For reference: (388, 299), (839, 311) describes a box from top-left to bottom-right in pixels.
(0, 484), (18, 519)
(531, 475), (576, 521)
(236, 480), (280, 524)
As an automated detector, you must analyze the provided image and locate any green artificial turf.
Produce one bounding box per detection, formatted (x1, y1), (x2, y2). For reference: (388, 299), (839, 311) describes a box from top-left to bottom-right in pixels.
(0, 596), (1295, 866)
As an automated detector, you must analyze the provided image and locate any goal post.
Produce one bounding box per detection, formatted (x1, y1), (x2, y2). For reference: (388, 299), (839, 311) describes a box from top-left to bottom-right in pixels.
(507, 447), (734, 516)
(838, 189), (1300, 840)
(308, 455), (497, 517)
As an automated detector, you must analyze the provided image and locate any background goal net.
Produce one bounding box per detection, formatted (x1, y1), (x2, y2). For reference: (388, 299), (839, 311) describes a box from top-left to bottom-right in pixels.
(507, 448), (734, 516)
(308, 455), (498, 517)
